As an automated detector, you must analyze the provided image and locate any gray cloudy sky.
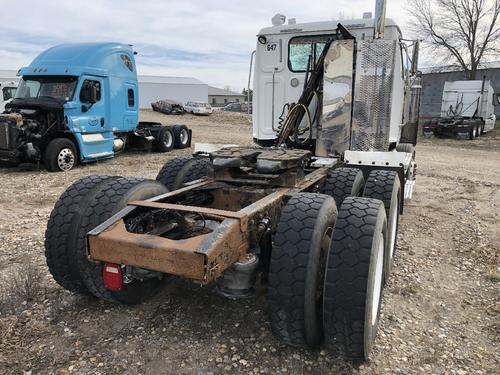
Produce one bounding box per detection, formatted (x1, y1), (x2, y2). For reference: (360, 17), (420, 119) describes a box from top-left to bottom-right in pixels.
(0, 0), (409, 91)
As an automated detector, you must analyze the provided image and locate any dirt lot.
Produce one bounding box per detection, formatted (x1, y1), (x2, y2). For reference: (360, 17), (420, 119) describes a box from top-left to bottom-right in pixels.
(0, 111), (498, 374)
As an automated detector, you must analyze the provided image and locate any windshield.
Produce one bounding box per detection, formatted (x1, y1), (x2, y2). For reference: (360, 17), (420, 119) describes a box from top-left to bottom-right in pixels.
(15, 76), (78, 101)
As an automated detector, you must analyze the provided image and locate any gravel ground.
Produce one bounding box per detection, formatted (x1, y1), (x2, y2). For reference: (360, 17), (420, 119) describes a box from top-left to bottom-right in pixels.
(0, 111), (498, 374)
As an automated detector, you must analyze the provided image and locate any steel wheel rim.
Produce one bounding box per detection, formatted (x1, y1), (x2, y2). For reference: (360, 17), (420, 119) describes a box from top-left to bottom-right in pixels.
(371, 237), (384, 326)
(388, 200), (399, 258)
(163, 131), (173, 148)
(57, 148), (75, 171)
(180, 129), (189, 145)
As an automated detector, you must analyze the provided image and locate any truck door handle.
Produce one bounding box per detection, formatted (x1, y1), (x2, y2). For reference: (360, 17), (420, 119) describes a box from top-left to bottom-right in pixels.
(100, 118), (105, 127)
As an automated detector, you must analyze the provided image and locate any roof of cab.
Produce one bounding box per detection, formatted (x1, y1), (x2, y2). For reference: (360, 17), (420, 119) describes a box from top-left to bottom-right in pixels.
(258, 17), (401, 37)
(18, 42), (136, 78)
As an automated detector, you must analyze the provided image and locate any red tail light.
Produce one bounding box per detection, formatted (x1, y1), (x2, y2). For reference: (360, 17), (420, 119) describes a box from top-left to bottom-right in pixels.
(102, 263), (123, 291)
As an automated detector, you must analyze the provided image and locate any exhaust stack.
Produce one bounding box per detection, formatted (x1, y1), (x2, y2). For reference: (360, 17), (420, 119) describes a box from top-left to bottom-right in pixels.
(373, 0), (387, 39)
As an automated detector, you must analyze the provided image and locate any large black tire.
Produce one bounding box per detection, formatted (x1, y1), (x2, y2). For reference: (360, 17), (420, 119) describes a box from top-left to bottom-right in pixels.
(45, 175), (118, 294)
(268, 193), (337, 347)
(363, 170), (401, 282)
(172, 125), (191, 149)
(323, 167), (365, 208)
(324, 197), (387, 360)
(156, 156), (212, 191)
(175, 158), (212, 188)
(74, 177), (169, 304)
(475, 123), (481, 138)
(43, 138), (78, 172)
(396, 143), (414, 155)
(153, 126), (174, 152)
(156, 156), (193, 190)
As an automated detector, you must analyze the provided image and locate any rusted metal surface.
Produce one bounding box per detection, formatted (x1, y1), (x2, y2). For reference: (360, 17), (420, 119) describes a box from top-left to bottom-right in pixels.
(87, 148), (335, 285)
(128, 201), (249, 232)
(147, 179), (212, 202)
(88, 220), (208, 280)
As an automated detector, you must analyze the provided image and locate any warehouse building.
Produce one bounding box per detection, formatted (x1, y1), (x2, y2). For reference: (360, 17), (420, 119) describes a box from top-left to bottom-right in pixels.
(208, 86), (246, 107)
(0, 70), (208, 109)
(420, 63), (500, 119)
(137, 75), (207, 108)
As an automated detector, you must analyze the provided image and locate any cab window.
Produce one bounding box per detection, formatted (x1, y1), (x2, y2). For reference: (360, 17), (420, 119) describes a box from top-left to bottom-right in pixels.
(121, 54), (134, 72)
(288, 35), (331, 72)
(2, 87), (16, 101)
(80, 80), (101, 102)
(128, 89), (135, 107)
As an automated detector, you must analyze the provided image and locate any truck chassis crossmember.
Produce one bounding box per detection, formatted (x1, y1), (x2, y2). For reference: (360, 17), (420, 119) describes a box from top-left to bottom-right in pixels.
(87, 148), (327, 284)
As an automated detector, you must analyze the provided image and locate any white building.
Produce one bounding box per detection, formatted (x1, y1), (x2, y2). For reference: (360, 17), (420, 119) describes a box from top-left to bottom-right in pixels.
(138, 75), (207, 108)
(0, 70), (208, 109)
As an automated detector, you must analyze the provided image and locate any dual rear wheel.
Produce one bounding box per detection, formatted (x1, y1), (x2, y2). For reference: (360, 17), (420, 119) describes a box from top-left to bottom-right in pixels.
(268, 167), (401, 359)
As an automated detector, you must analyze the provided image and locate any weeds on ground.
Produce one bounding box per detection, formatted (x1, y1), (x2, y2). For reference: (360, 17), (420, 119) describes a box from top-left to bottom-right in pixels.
(0, 262), (45, 315)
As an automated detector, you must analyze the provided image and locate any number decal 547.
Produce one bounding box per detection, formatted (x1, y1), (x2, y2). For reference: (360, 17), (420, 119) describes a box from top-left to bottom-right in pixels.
(266, 43), (277, 51)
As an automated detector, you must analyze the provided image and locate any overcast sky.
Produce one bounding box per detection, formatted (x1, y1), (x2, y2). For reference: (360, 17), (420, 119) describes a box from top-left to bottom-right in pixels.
(0, 0), (409, 91)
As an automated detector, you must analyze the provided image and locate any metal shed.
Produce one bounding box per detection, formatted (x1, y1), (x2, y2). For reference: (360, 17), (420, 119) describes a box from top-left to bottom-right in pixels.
(138, 75), (208, 109)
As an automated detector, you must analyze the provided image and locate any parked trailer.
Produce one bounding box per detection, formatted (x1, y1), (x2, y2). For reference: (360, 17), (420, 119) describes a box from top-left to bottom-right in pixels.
(45, 0), (420, 360)
(423, 79), (498, 140)
(0, 43), (192, 171)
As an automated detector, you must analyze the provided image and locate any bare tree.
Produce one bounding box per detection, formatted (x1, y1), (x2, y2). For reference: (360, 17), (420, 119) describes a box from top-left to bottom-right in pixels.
(408, 0), (500, 79)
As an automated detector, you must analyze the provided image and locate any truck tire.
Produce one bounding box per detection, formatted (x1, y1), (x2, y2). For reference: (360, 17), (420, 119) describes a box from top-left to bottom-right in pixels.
(323, 167), (365, 208)
(153, 126), (174, 152)
(396, 143), (414, 156)
(423, 131), (434, 139)
(172, 125), (190, 149)
(268, 193), (337, 347)
(363, 170), (400, 282)
(174, 158), (212, 189)
(156, 156), (211, 191)
(324, 197), (387, 360)
(75, 177), (169, 304)
(45, 175), (118, 294)
(475, 123), (481, 138)
(469, 122), (477, 140)
(43, 138), (78, 172)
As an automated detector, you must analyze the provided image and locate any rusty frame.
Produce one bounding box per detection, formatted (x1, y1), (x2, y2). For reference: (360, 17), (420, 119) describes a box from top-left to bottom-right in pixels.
(87, 160), (330, 285)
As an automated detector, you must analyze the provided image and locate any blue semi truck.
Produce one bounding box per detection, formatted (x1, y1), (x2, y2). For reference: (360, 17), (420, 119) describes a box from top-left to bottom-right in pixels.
(0, 43), (192, 171)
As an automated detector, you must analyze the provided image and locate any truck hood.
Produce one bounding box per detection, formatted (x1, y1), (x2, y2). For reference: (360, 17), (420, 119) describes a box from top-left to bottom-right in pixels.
(7, 97), (65, 111)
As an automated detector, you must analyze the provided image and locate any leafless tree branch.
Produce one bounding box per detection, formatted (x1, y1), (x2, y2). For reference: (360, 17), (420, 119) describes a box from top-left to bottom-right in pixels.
(407, 0), (500, 79)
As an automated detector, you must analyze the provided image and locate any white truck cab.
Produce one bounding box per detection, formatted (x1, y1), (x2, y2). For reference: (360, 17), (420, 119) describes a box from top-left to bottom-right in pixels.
(423, 79), (498, 139)
(0, 81), (17, 113)
(252, 17), (411, 149)
(441, 80), (497, 132)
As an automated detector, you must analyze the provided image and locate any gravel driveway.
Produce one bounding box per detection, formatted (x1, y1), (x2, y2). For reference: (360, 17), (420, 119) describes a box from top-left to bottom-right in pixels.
(0, 111), (498, 374)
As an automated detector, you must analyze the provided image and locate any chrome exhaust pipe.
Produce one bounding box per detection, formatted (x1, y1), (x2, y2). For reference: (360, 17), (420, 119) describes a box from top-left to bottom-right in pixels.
(373, 0), (387, 39)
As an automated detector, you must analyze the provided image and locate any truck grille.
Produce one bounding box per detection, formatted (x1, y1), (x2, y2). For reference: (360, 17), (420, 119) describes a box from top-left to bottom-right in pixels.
(0, 125), (10, 149)
(0, 117), (20, 151)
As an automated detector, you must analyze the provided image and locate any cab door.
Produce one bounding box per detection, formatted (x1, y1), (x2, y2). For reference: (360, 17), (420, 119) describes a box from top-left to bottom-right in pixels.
(74, 76), (114, 160)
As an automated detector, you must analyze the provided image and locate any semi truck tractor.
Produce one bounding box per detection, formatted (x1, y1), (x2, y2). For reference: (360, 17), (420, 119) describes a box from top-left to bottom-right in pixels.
(423, 79), (498, 139)
(0, 43), (192, 171)
(44, 0), (420, 360)
(0, 81), (17, 113)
